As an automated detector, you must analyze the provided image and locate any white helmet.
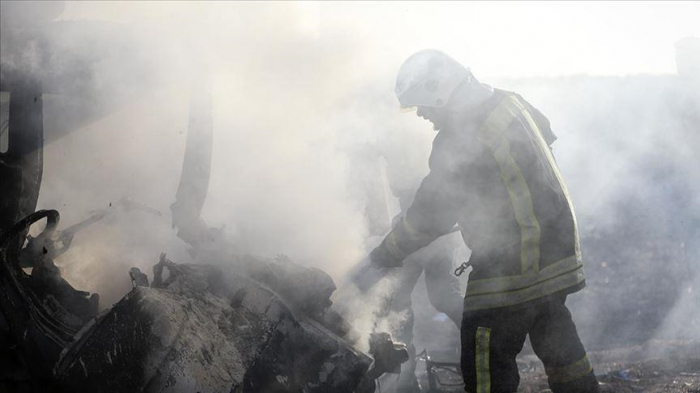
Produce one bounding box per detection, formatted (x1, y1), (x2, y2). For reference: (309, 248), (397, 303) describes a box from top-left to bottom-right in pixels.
(395, 49), (472, 109)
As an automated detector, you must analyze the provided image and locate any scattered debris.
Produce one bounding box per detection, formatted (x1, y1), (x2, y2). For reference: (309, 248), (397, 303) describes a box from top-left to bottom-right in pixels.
(516, 340), (700, 393)
(1, 210), (410, 392)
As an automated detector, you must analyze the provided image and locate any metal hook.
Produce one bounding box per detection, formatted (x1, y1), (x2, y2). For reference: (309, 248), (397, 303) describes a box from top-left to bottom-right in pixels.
(454, 261), (470, 277)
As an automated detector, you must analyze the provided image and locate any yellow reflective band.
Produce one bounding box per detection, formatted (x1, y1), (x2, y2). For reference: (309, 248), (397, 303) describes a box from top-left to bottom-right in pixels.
(400, 217), (422, 241)
(546, 355), (593, 384)
(477, 98), (541, 275)
(466, 254), (582, 296)
(400, 106), (417, 113)
(464, 265), (585, 311)
(510, 96), (582, 257)
(462, 93), (585, 312)
(384, 231), (405, 260)
(475, 327), (491, 393)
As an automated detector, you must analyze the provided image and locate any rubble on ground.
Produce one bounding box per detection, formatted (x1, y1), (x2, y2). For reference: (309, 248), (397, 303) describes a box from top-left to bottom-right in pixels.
(1, 210), (409, 392)
(517, 340), (700, 393)
(55, 258), (372, 392)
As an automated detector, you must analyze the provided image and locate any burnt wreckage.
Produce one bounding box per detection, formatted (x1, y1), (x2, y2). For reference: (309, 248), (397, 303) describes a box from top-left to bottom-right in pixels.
(0, 9), (407, 393)
(0, 212), (407, 392)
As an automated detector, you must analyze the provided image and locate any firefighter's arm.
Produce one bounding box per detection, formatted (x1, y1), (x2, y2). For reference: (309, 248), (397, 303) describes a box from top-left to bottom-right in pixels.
(516, 94), (557, 146)
(370, 167), (459, 268)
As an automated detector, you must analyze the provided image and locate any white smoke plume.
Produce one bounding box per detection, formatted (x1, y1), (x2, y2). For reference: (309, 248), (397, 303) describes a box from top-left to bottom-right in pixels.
(1, 2), (698, 356)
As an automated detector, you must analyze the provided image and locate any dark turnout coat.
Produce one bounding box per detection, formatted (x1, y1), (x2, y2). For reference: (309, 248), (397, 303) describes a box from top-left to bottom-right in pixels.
(372, 89), (585, 311)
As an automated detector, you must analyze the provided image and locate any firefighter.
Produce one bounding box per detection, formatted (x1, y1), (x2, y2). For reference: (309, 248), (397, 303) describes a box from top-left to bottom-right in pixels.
(366, 50), (600, 393)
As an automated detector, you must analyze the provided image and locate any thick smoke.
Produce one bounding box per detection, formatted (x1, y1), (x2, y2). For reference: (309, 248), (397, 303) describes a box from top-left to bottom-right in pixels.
(13, 2), (382, 306)
(2, 1), (699, 359)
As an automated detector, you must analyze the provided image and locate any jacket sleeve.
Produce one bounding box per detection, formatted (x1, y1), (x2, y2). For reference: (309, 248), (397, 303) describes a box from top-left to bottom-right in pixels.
(370, 145), (461, 267)
(516, 93), (557, 146)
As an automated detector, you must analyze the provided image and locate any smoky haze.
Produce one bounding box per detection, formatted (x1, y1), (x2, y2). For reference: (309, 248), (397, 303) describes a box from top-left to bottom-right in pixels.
(2, 1), (698, 356)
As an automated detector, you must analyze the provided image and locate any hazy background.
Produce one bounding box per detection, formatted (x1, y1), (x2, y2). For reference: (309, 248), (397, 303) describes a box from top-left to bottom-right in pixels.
(2, 1), (699, 355)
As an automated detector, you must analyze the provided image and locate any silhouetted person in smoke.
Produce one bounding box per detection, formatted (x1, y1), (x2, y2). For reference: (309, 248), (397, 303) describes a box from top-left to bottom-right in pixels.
(361, 50), (600, 392)
(352, 142), (464, 392)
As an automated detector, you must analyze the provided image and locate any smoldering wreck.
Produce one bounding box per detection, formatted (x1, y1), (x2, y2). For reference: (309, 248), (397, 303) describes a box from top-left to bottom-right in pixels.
(2, 2), (700, 393)
(0, 4), (409, 392)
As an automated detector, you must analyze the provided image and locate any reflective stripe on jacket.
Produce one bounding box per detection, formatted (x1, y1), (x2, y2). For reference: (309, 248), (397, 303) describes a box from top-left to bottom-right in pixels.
(373, 90), (585, 311)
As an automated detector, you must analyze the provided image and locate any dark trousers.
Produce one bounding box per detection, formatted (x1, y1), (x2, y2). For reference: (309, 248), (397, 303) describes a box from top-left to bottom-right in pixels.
(461, 295), (599, 393)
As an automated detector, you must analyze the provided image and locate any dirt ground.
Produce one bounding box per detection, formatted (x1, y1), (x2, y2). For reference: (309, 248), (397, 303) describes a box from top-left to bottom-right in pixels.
(415, 340), (700, 392)
(519, 340), (700, 393)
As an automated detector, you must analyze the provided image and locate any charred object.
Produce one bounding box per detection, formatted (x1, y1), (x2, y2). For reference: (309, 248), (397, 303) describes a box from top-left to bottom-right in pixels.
(0, 210), (408, 392)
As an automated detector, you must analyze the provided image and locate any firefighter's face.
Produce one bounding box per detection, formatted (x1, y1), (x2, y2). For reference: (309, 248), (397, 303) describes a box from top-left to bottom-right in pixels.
(416, 106), (443, 131)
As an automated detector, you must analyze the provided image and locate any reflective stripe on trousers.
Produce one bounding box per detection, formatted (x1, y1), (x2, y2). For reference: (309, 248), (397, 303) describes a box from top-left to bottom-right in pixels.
(546, 355), (593, 384)
(475, 327), (491, 393)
